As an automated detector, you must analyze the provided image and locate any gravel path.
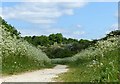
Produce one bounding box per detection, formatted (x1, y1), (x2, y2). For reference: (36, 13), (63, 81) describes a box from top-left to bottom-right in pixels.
(1, 65), (68, 82)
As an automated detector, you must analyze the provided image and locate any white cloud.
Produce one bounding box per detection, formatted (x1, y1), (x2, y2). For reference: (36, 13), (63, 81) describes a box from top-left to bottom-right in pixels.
(1, 1), (88, 37)
(2, 2), (87, 24)
(73, 31), (85, 35)
(29, 19), (56, 24)
(63, 9), (74, 15)
(61, 2), (87, 8)
(76, 24), (82, 28)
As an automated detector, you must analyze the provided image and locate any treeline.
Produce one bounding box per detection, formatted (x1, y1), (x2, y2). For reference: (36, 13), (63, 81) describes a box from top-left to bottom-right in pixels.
(24, 30), (120, 48)
(24, 33), (91, 47)
(24, 34), (93, 58)
(24, 30), (120, 59)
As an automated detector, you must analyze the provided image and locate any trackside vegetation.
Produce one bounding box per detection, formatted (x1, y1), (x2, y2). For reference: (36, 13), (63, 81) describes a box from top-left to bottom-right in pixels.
(0, 17), (52, 75)
(54, 33), (120, 82)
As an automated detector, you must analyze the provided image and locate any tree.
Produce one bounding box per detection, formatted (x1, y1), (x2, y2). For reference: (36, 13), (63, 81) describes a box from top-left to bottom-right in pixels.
(49, 34), (55, 45)
(31, 36), (39, 46)
(62, 37), (68, 44)
(55, 33), (63, 44)
(38, 35), (50, 46)
(49, 33), (63, 44)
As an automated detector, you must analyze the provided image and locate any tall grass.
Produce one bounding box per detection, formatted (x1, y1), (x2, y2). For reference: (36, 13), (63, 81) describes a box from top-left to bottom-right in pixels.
(54, 36), (120, 82)
(0, 25), (52, 75)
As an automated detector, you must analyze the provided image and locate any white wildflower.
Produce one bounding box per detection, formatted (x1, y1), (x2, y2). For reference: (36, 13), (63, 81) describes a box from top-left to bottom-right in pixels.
(100, 63), (103, 66)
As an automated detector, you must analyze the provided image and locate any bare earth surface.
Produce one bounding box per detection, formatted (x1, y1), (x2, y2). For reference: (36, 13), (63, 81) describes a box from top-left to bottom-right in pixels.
(1, 65), (68, 82)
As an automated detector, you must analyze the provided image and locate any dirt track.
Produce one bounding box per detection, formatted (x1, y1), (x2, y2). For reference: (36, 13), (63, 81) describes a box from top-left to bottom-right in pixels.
(1, 65), (68, 82)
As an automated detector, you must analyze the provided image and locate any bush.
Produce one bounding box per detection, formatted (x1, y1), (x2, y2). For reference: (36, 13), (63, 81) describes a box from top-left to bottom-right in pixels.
(43, 46), (75, 59)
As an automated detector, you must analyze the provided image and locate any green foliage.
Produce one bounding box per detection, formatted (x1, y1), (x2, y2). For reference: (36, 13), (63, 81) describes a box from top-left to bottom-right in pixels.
(43, 46), (75, 59)
(66, 38), (78, 44)
(39, 41), (92, 59)
(24, 34), (92, 58)
(24, 35), (50, 46)
(24, 33), (81, 47)
(49, 33), (63, 44)
(0, 18), (52, 75)
(54, 36), (120, 82)
(24, 33), (64, 46)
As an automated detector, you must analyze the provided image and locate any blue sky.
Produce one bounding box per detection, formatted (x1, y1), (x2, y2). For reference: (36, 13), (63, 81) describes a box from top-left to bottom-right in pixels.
(1, 1), (118, 40)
